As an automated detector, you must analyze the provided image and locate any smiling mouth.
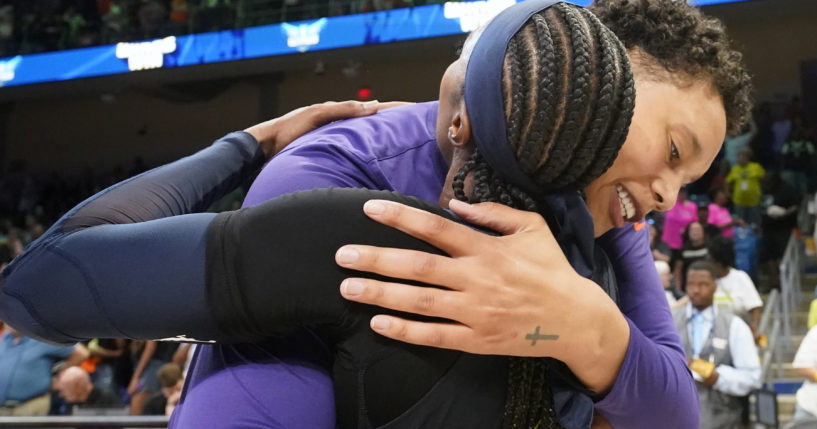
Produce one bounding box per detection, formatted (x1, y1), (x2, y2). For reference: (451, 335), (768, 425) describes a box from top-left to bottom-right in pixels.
(616, 184), (638, 221)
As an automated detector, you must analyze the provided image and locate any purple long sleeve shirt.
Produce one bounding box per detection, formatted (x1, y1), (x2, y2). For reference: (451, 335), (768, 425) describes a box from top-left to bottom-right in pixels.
(171, 101), (697, 428)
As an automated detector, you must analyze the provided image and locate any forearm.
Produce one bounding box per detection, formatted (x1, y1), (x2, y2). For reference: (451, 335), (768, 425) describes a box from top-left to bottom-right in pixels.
(208, 188), (453, 341)
(0, 133), (262, 344)
(796, 367), (817, 381)
(65, 343), (90, 367)
(131, 341), (157, 381)
(596, 225), (698, 428)
(594, 320), (699, 428)
(60, 132), (264, 232)
(91, 346), (124, 359)
(713, 364), (761, 396)
(553, 277), (629, 394)
(751, 307), (761, 332)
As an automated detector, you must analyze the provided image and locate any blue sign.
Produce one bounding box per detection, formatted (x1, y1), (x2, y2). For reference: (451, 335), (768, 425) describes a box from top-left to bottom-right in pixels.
(0, 0), (754, 88)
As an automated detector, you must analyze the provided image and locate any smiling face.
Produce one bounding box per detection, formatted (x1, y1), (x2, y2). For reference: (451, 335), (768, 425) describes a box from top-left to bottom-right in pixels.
(583, 63), (727, 237)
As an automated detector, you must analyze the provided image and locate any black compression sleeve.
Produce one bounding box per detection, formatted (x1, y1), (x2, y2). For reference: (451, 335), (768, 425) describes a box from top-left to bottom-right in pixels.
(206, 187), (455, 342)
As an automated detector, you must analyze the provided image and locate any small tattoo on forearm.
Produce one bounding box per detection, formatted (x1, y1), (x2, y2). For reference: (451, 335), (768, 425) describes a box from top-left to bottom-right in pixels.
(525, 326), (558, 346)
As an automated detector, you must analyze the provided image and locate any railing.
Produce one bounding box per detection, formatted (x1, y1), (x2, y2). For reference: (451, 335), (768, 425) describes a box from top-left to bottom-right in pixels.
(759, 288), (783, 382)
(0, 415), (168, 428)
(779, 229), (803, 352)
(760, 319), (782, 383)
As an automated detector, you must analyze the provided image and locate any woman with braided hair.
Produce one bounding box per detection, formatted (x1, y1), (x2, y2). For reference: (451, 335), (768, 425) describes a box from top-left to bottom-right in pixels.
(0, 0), (752, 428)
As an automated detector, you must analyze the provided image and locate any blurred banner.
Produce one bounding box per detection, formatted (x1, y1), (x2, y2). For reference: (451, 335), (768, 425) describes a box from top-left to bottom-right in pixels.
(0, 0), (752, 88)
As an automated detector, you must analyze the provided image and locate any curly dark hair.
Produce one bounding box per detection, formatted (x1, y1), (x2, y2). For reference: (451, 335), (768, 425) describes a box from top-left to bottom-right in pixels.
(588, 0), (753, 135)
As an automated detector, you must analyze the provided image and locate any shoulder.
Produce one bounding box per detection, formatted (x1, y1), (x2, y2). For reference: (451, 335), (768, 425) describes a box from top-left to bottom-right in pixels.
(729, 268), (753, 283)
(276, 102), (439, 163)
(597, 222), (650, 255)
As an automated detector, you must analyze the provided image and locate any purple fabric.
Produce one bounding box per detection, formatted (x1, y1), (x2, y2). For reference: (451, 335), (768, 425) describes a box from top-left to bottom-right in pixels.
(171, 100), (696, 428)
(170, 102), (444, 428)
(595, 223), (699, 429)
(244, 101), (446, 206)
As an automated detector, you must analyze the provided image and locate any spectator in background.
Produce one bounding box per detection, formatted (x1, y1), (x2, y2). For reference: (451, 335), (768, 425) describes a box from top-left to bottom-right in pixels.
(808, 287), (817, 330)
(672, 261), (761, 429)
(135, 0), (169, 41)
(674, 221), (710, 292)
(649, 221), (671, 263)
(662, 186), (698, 272)
(726, 147), (765, 227)
(759, 170), (800, 290)
(724, 118), (757, 168)
(708, 236), (763, 341)
(792, 324), (817, 421)
(142, 363), (184, 416)
(708, 188), (741, 239)
(780, 119), (815, 195)
(696, 203), (722, 240)
(0, 323), (89, 416)
(127, 340), (178, 415)
(85, 338), (127, 394)
(748, 103), (774, 171)
(55, 366), (122, 413)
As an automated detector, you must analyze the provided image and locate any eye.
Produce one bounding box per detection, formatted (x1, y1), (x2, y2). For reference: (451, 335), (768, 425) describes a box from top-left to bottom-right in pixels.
(670, 141), (680, 161)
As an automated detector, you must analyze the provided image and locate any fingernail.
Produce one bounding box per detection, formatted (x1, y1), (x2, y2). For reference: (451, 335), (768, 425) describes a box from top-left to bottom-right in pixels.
(363, 100), (379, 109)
(364, 200), (386, 216)
(341, 279), (365, 297)
(449, 199), (471, 210)
(371, 316), (390, 331)
(336, 247), (359, 265)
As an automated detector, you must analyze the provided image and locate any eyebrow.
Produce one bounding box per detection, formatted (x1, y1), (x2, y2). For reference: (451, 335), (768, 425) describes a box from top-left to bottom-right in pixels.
(677, 124), (706, 184)
(679, 124), (703, 158)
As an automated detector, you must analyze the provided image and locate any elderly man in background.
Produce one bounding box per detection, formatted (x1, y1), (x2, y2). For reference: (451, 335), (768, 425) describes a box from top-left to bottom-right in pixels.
(672, 261), (761, 429)
(55, 366), (122, 413)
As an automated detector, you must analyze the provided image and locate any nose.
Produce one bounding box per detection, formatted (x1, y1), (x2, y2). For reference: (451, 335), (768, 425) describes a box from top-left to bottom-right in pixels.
(652, 173), (684, 211)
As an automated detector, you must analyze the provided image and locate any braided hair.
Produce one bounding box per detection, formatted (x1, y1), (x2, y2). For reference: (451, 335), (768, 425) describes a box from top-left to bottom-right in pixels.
(453, 3), (635, 428)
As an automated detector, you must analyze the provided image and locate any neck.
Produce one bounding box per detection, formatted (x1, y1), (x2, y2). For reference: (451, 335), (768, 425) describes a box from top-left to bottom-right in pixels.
(693, 303), (712, 312)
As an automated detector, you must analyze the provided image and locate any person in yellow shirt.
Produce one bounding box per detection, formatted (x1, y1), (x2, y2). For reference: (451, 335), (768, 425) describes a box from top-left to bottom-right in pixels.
(726, 147), (765, 226)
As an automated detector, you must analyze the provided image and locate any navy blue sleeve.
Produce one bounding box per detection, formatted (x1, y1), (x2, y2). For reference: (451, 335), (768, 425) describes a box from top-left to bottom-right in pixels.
(0, 132), (265, 345)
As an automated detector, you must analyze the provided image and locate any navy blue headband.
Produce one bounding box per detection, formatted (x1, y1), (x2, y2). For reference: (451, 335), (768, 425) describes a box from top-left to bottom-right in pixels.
(464, 0), (562, 195)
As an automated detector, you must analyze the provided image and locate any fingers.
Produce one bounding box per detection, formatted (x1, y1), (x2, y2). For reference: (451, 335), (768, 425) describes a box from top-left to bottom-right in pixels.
(376, 101), (414, 111)
(448, 199), (547, 236)
(340, 278), (466, 318)
(310, 100), (379, 126)
(366, 315), (475, 352)
(361, 199), (490, 257)
(335, 244), (470, 290)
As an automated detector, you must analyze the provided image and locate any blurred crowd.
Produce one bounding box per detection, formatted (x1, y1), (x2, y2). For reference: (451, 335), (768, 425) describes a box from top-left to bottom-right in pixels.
(0, 0), (451, 57)
(0, 318), (194, 417)
(647, 96), (817, 428)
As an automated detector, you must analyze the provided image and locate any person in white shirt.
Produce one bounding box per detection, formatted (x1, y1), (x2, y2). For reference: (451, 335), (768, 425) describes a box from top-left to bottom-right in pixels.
(792, 326), (817, 421)
(672, 260), (762, 429)
(709, 236), (763, 340)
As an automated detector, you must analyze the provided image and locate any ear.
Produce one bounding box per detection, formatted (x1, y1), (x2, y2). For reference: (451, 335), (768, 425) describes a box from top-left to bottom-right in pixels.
(448, 103), (473, 150)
